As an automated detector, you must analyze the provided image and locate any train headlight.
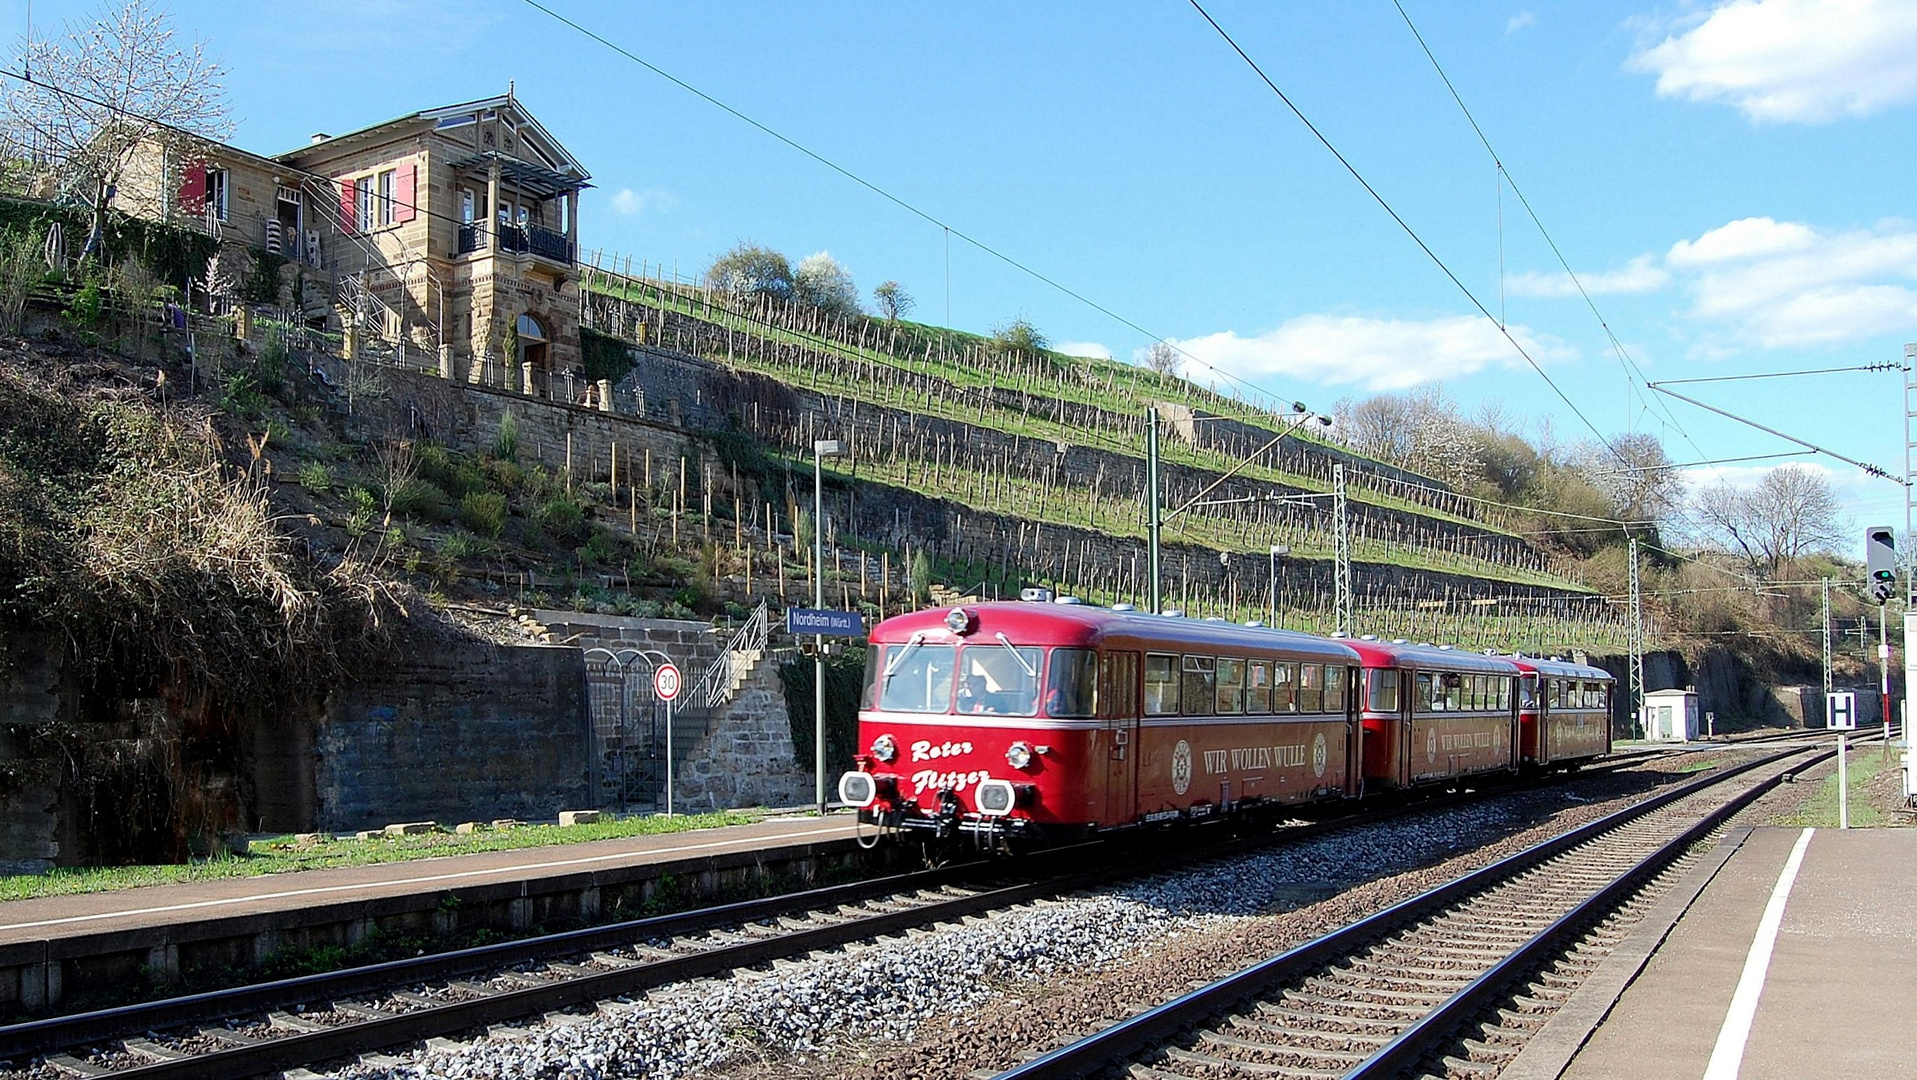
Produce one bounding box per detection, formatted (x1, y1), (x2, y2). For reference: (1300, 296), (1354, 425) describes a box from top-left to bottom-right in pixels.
(871, 734), (898, 763)
(976, 779), (1016, 816)
(838, 771), (877, 808)
(1006, 741), (1033, 770)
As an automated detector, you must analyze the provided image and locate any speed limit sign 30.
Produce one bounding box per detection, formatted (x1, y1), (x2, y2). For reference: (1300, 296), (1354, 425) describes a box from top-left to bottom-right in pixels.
(654, 662), (681, 702)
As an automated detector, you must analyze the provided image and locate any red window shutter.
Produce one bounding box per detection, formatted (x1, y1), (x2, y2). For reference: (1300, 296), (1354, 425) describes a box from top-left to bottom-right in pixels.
(178, 162), (207, 213)
(339, 176), (357, 232)
(394, 162), (417, 223)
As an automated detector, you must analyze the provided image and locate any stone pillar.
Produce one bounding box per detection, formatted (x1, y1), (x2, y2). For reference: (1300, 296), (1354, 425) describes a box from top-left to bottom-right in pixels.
(522, 361), (535, 396)
(566, 189), (579, 258)
(342, 326), (358, 361)
(597, 379), (612, 411)
(234, 306), (251, 341)
(438, 344), (453, 380)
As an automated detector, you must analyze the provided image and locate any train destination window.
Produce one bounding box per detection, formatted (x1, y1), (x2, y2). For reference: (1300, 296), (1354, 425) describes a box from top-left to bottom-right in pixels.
(1273, 661), (1296, 712)
(1046, 648), (1097, 718)
(1325, 666), (1347, 712)
(956, 643), (1043, 716)
(1246, 661), (1272, 714)
(1144, 653), (1181, 716)
(1298, 663), (1324, 713)
(1182, 655), (1216, 716)
(1367, 669), (1400, 714)
(878, 643), (956, 713)
(1216, 658), (1246, 714)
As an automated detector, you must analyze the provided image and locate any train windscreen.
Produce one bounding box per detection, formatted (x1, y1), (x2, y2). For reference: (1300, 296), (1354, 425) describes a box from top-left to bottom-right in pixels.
(877, 643), (956, 713)
(956, 643), (1043, 716)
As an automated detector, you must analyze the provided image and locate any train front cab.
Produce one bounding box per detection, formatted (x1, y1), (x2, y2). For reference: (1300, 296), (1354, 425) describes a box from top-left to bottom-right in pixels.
(1513, 657), (1615, 768)
(1352, 640), (1521, 790)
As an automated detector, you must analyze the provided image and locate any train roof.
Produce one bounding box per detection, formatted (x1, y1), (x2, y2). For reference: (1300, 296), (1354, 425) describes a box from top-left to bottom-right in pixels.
(1507, 655), (1615, 681)
(1341, 638), (1523, 675)
(866, 602), (1362, 663)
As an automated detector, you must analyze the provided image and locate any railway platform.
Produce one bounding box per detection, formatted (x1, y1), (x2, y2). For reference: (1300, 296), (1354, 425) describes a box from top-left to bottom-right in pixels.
(1504, 823), (1916, 1080)
(0, 815), (866, 1010)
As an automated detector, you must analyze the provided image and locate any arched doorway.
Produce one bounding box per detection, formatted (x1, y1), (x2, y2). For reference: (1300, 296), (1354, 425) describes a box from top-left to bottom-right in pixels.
(516, 313), (550, 372)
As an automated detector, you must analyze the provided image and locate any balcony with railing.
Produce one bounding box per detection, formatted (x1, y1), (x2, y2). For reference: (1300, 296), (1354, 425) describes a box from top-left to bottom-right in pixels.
(455, 221), (575, 265)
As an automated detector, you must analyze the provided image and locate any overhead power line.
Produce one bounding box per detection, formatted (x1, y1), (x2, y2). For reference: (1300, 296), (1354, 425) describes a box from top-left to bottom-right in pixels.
(1649, 362), (1904, 387)
(1185, 0), (1630, 472)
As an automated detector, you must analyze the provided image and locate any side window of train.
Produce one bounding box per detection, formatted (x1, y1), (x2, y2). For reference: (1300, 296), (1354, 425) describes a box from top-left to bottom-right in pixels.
(1500, 678), (1513, 711)
(1550, 679), (1563, 708)
(1181, 655), (1216, 716)
(1273, 661), (1296, 712)
(1246, 661), (1272, 714)
(1519, 675), (1536, 710)
(1415, 671), (1434, 713)
(1216, 658), (1246, 715)
(1324, 664), (1347, 713)
(1144, 653), (1180, 716)
(1047, 648), (1098, 718)
(1298, 663), (1324, 713)
(1367, 668), (1400, 714)
(1443, 672), (1463, 712)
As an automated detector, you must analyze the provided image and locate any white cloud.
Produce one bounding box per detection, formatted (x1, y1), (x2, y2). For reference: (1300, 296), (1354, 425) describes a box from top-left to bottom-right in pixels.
(1507, 254), (1671, 298)
(1666, 216), (1816, 265)
(1053, 340), (1113, 360)
(1167, 314), (1574, 393)
(1626, 0), (1917, 123)
(608, 188), (677, 216)
(1506, 11), (1537, 33)
(1674, 218), (1917, 346)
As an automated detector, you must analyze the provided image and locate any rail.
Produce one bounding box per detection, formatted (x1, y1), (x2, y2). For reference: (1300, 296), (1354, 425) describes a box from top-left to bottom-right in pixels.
(687, 600), (769, 711)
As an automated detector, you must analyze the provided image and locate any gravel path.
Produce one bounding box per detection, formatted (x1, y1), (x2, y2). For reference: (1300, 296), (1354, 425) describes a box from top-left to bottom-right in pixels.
(322, 753), (1756, 1080)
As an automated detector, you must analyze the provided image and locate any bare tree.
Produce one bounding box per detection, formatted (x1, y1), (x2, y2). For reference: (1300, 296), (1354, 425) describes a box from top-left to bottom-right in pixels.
(1576, 431), (1684, 524)
(1, 1), (230, 256)
(1142, 341), (1181, 378)
(1334, 386), (1481, 480)
(1690, 463), (1847, 578)
(872, 280), (913, 322)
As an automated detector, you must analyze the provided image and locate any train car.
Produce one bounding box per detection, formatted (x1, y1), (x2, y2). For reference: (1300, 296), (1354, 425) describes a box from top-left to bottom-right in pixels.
(1348, 638), (1522, 791)
(837, 599), (1363, 843)
(1511, 656), (1615, 769)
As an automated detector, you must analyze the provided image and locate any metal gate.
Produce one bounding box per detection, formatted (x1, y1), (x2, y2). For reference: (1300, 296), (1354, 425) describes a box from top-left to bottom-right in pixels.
(583, 648), (664, 811)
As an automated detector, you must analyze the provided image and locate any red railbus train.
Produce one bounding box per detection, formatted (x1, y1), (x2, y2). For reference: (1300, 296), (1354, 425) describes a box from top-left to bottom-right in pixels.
(837, 600), (1361, 841)
(838, 599), (1616, 844)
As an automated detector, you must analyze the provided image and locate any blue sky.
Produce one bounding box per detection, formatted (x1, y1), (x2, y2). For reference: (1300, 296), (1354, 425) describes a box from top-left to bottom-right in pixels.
(9, 0), (1917, 536)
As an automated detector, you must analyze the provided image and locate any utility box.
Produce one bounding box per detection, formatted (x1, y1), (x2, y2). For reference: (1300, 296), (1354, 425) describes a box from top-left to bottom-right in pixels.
(1641, 688), (1700, 742)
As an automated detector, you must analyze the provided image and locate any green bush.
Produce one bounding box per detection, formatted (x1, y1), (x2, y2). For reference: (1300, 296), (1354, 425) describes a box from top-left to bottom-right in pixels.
(495, 410), (519, 461)
(389, 479), (450, 522)
(297, 463), (334, 493)
(578, 527), (621, 566)
(345, 487), (377, 537)
(488, 458), (523, 490)
(538, 494), (585, 540)
(437, 533), (478, 561)
(219, 370), (267, 419)
(460, 491), (508, 538)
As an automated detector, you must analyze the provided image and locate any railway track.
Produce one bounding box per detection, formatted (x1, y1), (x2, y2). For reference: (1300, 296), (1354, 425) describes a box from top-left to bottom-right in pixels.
(0, 745), (1782, 1080)
(990, 739), (1846, 1080)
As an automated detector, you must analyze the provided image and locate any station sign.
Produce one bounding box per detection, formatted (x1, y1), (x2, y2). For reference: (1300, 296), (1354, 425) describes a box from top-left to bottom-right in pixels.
(1826, 691), (1856, 730)
(787, 607), (865, 637)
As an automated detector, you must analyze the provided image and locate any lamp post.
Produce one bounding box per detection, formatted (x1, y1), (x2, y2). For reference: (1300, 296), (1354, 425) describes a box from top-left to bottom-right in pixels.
(1269, 544), (1289, 627)
(813, 438), (844, 815)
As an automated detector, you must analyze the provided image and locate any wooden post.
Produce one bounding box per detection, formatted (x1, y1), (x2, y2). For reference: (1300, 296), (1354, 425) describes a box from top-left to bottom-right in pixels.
(629, 484), (637, 533)
(611, 441), (618, 489)
(565, 432), (574, 490)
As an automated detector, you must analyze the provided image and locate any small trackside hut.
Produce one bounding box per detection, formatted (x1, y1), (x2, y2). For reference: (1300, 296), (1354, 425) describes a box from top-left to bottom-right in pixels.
(1348, 638), (1522, 790)
(1511, 655), (1615, 766)
(839, 600), (1362, 846)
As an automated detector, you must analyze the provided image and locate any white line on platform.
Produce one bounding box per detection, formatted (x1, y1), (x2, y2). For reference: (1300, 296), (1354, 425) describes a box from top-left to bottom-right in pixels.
(1701, 826), (1814, 1080)
(0, 823), (860, 934)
